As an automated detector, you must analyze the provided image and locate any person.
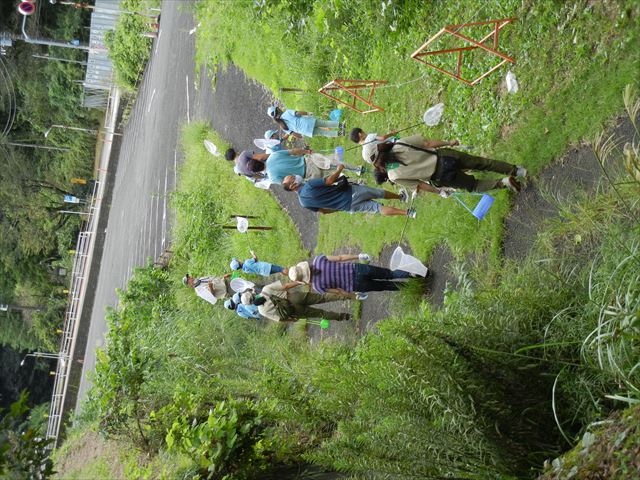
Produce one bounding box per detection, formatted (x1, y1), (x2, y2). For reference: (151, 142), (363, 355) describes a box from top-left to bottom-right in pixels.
(349, 127), (399, 163)
(282, 164), (417, 218)
(225, 148), (269, 179)
(224, 293), (261, 319)
(288, 255), (417, 299)
(268, 105), (345, 138)
(230, 251), (287, 277)
(251, 279), (352, 323)
(182, 274), (232, 305)
(264, 147), (322, 185)
(263, 129), (286, 154)
(372, 135), (527, 196)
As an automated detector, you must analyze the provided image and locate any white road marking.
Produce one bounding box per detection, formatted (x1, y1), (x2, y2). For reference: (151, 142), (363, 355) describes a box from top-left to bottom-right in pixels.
(174, 150), (178, 188)
(154, 179), (161, 260)
(185, 76), (190, 123)
(155, 30), (162, 54)
(147, 89), (157, 113)
(161, 167), (168, 249)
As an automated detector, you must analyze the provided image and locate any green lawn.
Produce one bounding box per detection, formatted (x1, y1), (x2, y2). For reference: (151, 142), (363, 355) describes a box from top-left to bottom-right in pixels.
(195, 0), (639, 258)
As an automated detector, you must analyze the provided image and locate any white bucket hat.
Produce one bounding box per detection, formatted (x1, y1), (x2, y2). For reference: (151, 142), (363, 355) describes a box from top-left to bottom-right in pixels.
(288, 261), (311, 283)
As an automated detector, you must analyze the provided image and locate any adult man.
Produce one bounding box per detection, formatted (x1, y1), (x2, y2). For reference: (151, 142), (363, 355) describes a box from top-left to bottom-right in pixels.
(264, 147), (326, 185)
(282, 164), (416, 218)
(182, 274), (232, 305)
(254, 279), (352, 323)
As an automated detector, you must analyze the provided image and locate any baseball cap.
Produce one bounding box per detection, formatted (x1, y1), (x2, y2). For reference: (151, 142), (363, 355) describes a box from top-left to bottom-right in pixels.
(267, 105), (277, 117)
(230, 258), (241, 270)
(182, 274), (190, 286)
(264, 129), (278, 139)
(223, 299), (236, 310)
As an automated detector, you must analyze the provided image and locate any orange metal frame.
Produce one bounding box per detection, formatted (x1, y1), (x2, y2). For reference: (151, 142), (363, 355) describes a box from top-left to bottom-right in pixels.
(411, 18), (516, 86)
(318, 79), (388, 114)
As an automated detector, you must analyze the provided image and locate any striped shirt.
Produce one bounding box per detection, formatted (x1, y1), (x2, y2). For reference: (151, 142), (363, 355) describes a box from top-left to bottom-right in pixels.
(311, 255), (354, 293)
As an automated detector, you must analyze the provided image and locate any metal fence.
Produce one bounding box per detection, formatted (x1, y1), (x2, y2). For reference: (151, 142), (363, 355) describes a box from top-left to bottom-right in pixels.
(82, 0), (122, 108)
(45, 89), (119, 448)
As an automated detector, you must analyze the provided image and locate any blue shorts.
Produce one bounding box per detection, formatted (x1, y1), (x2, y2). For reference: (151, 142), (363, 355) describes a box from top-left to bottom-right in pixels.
(349, 185), (384, 214)
(269, 265), (284, 274)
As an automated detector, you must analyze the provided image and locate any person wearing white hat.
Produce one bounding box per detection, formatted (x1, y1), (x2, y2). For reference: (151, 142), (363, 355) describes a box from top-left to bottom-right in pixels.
(182, 274), (232, 306)
(288, 255), (414, 300)
(251, 279), (352, 323)
(268, 105), (345, 138)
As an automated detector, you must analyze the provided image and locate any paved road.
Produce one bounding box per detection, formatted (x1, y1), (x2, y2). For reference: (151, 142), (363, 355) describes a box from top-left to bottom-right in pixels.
(76, 1), (205, 406)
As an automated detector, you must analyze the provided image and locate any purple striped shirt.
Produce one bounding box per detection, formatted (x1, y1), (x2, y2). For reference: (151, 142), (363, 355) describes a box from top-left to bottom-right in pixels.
(311, 255), (354, 293)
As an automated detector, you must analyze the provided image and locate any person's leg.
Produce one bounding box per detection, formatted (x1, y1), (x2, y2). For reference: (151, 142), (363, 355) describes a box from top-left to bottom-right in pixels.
(354, 275), (402, 292)
(380, 205), (409, 216)
(354, 263), (411, 280)
(312, 119), (339, 137)
(269, 265), (284, 274)
(439, 148), (516, 175)
(350, 185), (409, 216)
(287, 291), (345, 305)
(295, 306), (351, 321)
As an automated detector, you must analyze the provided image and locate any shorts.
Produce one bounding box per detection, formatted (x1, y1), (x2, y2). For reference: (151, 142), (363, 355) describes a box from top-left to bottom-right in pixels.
(269, 265), (284, 274)
(349, 185), (384, 214)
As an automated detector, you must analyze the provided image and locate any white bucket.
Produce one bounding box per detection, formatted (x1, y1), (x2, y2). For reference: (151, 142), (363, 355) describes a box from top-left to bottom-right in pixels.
(389, 246), (428, 277)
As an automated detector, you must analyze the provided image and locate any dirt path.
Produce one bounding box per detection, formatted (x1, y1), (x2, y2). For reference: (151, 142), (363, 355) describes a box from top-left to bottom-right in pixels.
(206, 64), (637, 335)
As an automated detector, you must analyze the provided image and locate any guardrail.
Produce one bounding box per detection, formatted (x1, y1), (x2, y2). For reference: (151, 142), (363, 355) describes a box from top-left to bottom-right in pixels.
(45, 178), (102, 447)
(45, 86), (120, 449)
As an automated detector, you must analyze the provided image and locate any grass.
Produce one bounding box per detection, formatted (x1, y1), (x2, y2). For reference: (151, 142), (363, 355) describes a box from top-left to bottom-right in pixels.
(195, 0), (639, 257)
(172, 122), (307, 280)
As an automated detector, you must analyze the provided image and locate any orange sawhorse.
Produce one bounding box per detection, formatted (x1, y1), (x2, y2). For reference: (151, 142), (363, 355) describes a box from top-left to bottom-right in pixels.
(411, 18), (516, 86)
(318, 79), (388, 114)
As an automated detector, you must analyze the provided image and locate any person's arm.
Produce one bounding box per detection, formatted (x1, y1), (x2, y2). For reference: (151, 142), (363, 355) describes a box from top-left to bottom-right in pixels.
(318, 208), (337, 215)
(250, 250), (258, 261)
(423, 139), (459, 149)
(294, 111), (312, 116)
(380, 130), (399, 141)
(325, 254), (358, 262)
(324, 164), (345, 186)
(282, 281), (306, 290)
(288, 148), (312, 156)
(325, 288), (356, 298)
(417, 181), (449, 197)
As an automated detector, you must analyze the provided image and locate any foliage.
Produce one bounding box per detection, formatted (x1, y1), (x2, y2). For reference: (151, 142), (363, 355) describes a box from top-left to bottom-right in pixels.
(105, 0), (160, 92)
(0, 391), (55, 479)
(539, 405), (640, 480)
(164, 395), (270, 479)
(195, 0), (640, 258)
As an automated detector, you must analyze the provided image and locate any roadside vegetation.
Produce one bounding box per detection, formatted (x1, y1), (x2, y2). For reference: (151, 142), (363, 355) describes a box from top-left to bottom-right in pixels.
(105, 0), (161, 92)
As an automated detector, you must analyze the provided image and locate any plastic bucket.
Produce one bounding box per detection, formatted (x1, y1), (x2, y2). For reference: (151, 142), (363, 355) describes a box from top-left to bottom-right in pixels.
(334, 146), (344, 164)
(329, 109), (343, 121)
(452, 193), (495, 221)
(389, 246), (428, 277)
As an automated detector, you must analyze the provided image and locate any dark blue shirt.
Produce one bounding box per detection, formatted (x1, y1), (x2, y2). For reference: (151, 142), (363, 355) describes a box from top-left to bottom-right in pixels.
(297, 178), (352, 212)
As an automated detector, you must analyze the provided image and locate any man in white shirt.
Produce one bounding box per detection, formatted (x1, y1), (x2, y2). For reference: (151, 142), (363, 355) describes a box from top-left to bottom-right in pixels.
(182, 274), (231, 305)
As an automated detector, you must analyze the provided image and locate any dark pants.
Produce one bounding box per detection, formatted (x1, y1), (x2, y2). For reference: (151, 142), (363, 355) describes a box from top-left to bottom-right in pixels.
(353, 263), (411, 292)
(287, 291), (351, 321)
(434, 148), (516, 192)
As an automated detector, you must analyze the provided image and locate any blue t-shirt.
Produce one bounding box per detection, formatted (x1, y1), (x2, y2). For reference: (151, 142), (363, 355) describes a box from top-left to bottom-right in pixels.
(280, 109), (316, 137)
(236, 304), (261, 319)
(297, 178), (353, 212)
(266, 150), (305, 184)
(242, 258), (272, 277)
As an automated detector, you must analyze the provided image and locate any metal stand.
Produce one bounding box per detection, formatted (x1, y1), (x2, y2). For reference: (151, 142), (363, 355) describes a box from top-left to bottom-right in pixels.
(318, 79), (388, 114)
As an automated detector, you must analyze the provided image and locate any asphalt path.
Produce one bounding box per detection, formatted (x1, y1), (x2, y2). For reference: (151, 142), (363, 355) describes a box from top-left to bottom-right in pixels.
(76, 0), (204, 407)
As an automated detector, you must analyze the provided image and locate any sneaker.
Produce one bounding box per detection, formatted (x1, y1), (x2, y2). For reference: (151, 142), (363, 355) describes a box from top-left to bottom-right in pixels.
(406, 207), (417, 219)
(515, 166), (528, 177)
(501, 176), (522, 193)
(398, 188), (409, 203)
(355, 292), (368, 300)
(358, 253), (371, 262)
(338, 122), (346, 137)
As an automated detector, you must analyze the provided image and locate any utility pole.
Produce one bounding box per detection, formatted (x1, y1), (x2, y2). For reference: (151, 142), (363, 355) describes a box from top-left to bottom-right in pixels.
(32, 54), (87, 66)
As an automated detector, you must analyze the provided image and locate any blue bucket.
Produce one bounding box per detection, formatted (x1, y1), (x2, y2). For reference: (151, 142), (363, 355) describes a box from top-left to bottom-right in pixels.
(334, 146), (344, 163)
(329, 109), (343, 121)
(452, 193), (495, 221)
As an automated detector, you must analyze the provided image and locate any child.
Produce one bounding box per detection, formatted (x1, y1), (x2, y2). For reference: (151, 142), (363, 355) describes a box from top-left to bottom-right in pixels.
(267, 105), (345, 138)
(349, 127), (399, 163)
(230, 251), (288, 277)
